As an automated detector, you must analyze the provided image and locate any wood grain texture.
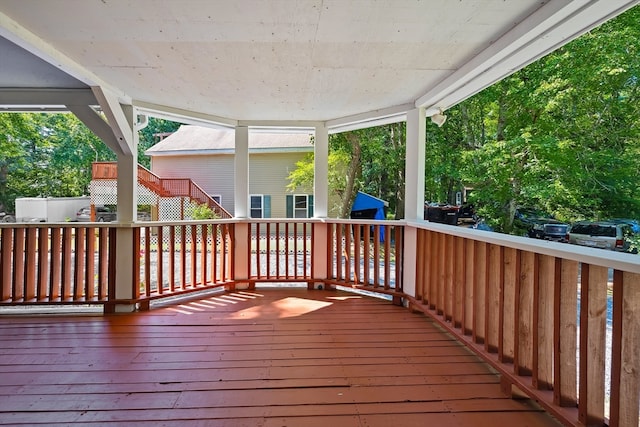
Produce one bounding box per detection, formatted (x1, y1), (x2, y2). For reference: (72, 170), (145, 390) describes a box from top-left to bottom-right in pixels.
(0, 287), (562, 427)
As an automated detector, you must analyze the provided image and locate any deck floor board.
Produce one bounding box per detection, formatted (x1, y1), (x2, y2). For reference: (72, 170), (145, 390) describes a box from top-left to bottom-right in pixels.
(0, 287), (562, 426)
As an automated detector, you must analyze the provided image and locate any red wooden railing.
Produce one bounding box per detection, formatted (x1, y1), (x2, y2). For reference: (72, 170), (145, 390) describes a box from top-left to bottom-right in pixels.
(410, 222), (640, 427)
(1, 218), (639, 427)
(0, 225), (111, 304)
(92, 162), (232, 219)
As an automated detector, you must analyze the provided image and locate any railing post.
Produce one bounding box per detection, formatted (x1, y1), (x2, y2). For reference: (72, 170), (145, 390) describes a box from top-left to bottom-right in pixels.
(231, 221), (250, 291)
(401, 224), (418, 301)
(105, 226), (137, 313)
(311, 222), (328, 289)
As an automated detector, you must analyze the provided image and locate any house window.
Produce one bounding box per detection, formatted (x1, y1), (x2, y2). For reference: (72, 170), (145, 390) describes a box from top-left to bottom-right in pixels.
(250, 195), (263, 218)
(250, 195), (271, 218)
(210, 194), (222, 205)
(294, 194), (308, 218)
(286, 194), (313, 218)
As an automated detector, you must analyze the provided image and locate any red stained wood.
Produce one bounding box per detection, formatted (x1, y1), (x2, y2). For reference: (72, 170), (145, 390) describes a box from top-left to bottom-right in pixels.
(0, 288), (561, 426)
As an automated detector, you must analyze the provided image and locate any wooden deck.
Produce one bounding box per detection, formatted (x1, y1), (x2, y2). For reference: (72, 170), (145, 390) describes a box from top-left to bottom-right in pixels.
(0, 287), (562, 427)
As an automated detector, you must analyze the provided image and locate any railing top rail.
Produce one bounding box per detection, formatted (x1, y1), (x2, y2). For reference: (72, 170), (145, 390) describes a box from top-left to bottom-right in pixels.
(408, 219), (640, 274)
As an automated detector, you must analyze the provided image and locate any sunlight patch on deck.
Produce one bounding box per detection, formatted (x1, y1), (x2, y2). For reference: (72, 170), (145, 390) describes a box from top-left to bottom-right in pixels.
(229, 297), (332, 319)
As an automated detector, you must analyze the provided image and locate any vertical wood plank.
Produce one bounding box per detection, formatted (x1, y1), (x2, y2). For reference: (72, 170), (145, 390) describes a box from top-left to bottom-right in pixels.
(554, 258), (578, 407)
(199, 224), (207, 285)
(485, 244), (501, 353)
(501, 247), (517, 364)
(463, 239), (474, 335)
(353, 224), (361, 284)
(37, 227), (49, 300)
(336, 224), (343, 281)
(287, 222), (293, 279)
(384, 225), (391, 289)
(12, 228), (25, 301)
(169, 226), (176, 292)
(210, 224), (217, 284)
(363, 225), (370, 286)
(609, 271), (640, 427)
(73, 227), (85, 300)
(1, 228), (13, 301)
(97, 227), (108, 299)
(473, 241), (486, 344)
(85, 227), (96, 300)
(132, 227), (141, 299)
(453, 236), (464, 329)
(578, 264), (607, 426)
(437, 232), (445, 315)
(24, 227), (37, 301)
(276, 222), (281, 278)
(429, 232), (438, 310)
(50, 228), (62, 301)
(190, 225), (197, 287)
(180, 225), (187, 290)
(143, 226), (151, 296)
(516, 250), (535, 377)
(534, 254), (554, 390)
(61, 227), (72, 300)
(444, 234), (454, 321)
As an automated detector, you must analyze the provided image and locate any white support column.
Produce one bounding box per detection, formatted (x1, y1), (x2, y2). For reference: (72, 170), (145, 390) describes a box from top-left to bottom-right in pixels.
(404, 107), (426, 221)
(113, 105), (138, 312)
(403, 107), (426, 300)
(313, 124), (329, 218)
(311, 124), (329, 289)
(233, 126), (250, 290)
(234, 126), (249, 218)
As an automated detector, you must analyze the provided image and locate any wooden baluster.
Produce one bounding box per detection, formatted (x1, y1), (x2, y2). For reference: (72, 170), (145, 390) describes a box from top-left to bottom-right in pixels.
(501, 247), (517, 363)
(554, 258), (578, 406)
(516, 250), (534, 377)
(37, 227), (49, 301)
(24, 227), (37, 301)
(578, 264), (607, 426)
(97, 227), (108, 300)
(73, 227), (85, 300)
(486, 244), (501, 353)
(85, 227), (96, 300)
(534, 254), (555, 390)
(609, 271), (640, 427)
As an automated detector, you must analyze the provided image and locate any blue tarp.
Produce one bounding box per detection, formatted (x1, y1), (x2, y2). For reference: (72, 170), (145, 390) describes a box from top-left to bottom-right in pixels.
(351, 191), (387, 219)
(351, 192), (388, 241)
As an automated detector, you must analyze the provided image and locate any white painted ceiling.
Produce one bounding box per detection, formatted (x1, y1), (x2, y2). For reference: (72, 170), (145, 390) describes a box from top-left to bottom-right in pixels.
(0, 0), (638, 130)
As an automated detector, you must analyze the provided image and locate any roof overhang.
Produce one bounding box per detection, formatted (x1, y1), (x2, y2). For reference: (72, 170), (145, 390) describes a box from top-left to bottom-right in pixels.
(0, 0), (638, 134)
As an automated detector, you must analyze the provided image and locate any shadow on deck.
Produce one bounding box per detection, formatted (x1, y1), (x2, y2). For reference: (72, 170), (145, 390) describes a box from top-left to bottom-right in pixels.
(0, 287), (562, 427)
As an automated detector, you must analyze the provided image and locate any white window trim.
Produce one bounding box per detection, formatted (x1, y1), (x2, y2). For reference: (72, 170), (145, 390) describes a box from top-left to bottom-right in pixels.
(294, 194), (309, 219)
(250, 194), (264, 218)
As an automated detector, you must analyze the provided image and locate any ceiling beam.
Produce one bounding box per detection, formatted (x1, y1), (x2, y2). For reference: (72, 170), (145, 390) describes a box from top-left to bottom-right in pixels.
(66, 104), (121, 153)
(415, 0), (640, 113)
(0, 88), (97, 107)
(92, 86), (134, 156)
(134, 100), (238, 129)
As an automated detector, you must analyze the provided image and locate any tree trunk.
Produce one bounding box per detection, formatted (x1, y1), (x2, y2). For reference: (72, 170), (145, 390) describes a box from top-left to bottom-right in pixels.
(339, 133), (361, 218)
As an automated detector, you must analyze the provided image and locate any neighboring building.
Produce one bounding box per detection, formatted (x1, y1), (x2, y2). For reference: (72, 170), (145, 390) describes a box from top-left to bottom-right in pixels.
(145, 125), (314, 218)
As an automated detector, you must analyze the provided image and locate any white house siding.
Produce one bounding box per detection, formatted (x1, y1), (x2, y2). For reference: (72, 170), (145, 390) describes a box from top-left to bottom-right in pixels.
(249, 152), (309, 218)
(149, 151), (309, 218)
(151, 154), (236, 215)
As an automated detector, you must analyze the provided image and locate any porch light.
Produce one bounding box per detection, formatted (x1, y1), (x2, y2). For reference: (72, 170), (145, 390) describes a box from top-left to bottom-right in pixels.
(430, 109), (447, 127)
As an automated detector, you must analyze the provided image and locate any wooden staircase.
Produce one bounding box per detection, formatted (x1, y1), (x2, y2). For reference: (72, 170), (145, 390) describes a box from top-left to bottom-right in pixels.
(91, 162), (232, 219)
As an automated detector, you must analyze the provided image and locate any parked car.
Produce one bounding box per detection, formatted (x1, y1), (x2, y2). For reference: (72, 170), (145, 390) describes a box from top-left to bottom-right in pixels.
(567, 220), (635, 252)
(76, 205), (117, 222)
(513, 208), (568, 242)
(609, 218), (640, 233)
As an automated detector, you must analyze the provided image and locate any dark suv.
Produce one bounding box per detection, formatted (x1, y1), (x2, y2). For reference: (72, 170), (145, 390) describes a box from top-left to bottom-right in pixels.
(514, 208), (569, 242)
